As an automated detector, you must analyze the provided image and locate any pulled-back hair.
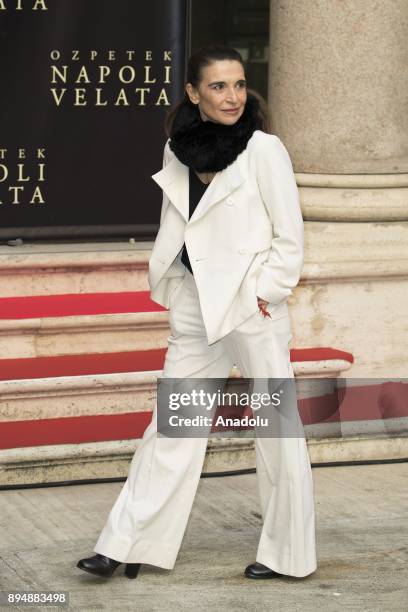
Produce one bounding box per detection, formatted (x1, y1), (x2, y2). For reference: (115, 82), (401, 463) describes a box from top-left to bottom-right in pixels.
(164, 44), (271, 137)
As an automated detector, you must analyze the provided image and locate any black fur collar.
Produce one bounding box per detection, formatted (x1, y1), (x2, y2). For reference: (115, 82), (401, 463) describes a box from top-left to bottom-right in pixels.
(169, 92), (263, 172)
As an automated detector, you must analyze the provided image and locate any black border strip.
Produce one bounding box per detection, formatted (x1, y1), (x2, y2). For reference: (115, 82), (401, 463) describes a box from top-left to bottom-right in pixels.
(1, 457), (407, 491)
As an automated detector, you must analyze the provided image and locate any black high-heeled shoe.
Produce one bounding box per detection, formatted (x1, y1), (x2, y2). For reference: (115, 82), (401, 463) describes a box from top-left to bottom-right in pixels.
(77, 554), (141, 579)
(244, 562), (284, 579)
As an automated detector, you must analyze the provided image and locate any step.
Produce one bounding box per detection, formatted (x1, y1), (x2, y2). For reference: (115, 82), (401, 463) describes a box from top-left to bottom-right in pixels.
(1, 376), (407, 487)
(0, 348), (357, 486)
(0, 290), (171, 358)
(0, 290), (356, 368)
(1, 433), (407, 489)
(0, 242), (153, 297)
(0, 349), (355, 454)
(0, 310), (171, 358)
(0, 347), (353, 381)
(3, 367), (406, 453)
(0, 365), (354, 446)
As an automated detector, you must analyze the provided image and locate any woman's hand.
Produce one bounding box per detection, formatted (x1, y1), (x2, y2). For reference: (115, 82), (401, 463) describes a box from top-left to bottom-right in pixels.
(257, 296), (271, 318)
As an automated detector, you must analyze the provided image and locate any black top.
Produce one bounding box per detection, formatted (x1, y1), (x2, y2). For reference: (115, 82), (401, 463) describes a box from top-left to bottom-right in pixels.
(180, 167), (210, 274)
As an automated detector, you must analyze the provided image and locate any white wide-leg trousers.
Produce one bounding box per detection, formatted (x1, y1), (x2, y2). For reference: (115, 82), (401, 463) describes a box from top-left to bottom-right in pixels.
(94, 269), (317, 577)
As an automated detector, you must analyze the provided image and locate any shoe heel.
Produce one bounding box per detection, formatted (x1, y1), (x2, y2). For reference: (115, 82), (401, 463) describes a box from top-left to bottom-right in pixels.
(124, 563), (141, 579)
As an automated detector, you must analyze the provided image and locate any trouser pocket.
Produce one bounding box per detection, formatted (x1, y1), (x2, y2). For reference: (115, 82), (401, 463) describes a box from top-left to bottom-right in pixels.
(168, 276), (186, 311)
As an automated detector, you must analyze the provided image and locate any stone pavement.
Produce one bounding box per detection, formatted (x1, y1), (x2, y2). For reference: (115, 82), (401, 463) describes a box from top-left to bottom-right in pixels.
(0, 462), (407, 611)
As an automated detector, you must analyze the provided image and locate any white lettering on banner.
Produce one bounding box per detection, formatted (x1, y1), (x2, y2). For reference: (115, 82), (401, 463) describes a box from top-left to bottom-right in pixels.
(8, 186), (24, 203)
(0, 149), (44, 160)
(0, 165), (8, 182)
(164, 65), (171, 83)
(51, 64), (169, 85)
(17, 164), (30, 182)
(50, 88), (66, 106)
(119, 66), (136, 84)
(0, 0), (47, 9)
(99, 66), (110, 83)
(50, 87), (170, 107)
(2, 185), (45, 205)
(49, 50), (172, 108)
(30, 186), (45, 204)
(51, 66), (67, 82)
(75, 66), (90, 84)
(49, 50), (172, 62)
(144, 66), (156, 83)
(0, 148), (46, 205)
(155, 89), (170, 105)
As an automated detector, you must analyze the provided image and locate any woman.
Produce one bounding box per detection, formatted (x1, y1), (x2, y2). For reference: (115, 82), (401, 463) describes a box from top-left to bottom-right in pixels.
(77, 45), (317, 581)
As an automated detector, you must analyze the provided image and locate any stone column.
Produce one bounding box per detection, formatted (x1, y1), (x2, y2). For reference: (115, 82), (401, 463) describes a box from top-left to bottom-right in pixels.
(268, 0), (408, 376)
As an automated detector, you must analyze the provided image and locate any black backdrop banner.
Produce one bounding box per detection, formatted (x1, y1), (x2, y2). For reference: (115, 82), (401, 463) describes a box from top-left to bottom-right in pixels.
(0, 0), (189, 240)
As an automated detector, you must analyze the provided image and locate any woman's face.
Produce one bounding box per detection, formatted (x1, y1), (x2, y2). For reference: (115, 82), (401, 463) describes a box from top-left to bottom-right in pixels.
(186, 59), (247, 125)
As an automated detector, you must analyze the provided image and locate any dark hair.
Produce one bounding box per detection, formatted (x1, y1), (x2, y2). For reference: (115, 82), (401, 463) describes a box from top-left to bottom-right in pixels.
(164, 44), (271, 137)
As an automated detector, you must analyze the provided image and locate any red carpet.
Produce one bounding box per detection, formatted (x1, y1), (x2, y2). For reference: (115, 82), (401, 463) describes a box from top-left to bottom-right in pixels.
(0, 349), (167, 381)
(1, 381), (407, 450)
(0, 412), (153, 449)
(0, 291), (357, 452)
(0, 292), (164, 319)
(0, 348), (353, 381)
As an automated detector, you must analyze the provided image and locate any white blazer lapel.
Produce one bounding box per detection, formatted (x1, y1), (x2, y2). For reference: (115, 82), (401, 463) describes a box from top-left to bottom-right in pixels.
(151, 149), (247, 225)
(151, 156), (189, 222)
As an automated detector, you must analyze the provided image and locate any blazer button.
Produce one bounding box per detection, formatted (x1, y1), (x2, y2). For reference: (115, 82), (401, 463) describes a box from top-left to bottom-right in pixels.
(238, 248), (247, 254)
(225, 197), (234, 206)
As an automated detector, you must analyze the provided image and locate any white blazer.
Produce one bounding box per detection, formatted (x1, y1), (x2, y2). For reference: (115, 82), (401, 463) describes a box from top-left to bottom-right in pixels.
(149, 130), (304, 345)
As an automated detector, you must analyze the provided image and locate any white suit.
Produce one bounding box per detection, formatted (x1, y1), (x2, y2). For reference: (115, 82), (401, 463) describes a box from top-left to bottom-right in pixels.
(148, 130), (304, 345)
(94, 131), (317, 577)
